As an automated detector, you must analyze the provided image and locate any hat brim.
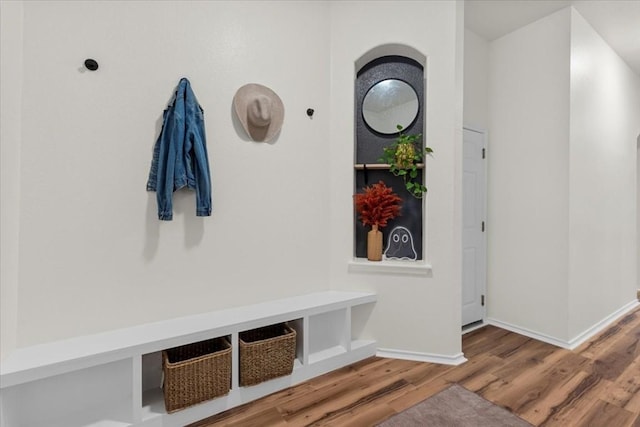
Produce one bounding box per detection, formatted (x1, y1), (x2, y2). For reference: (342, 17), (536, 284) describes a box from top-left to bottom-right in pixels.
(233, 83), (285, 143)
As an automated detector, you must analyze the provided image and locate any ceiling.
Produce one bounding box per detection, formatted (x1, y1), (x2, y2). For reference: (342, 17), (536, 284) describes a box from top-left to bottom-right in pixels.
(464, 0), (640, 76)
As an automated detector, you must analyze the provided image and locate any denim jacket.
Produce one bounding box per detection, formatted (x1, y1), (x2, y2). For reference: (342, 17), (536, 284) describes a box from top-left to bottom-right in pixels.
(147, 78), (212, 220)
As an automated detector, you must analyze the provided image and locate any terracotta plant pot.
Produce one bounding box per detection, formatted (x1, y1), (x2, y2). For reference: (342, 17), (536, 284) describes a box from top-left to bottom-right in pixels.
(367, 224), (383, 261)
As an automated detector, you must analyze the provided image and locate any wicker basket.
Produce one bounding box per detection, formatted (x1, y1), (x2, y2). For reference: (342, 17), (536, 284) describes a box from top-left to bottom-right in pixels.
(162, 337), (231, 413)
(239, 323), (297, 386)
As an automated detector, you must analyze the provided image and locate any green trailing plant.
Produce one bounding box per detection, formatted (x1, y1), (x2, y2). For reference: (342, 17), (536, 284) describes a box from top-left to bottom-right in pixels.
(379, 125), (433, 199)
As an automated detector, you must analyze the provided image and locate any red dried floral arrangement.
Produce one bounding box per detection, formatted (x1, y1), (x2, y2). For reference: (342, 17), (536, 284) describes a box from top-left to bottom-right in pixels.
(354, 181), (402, 229)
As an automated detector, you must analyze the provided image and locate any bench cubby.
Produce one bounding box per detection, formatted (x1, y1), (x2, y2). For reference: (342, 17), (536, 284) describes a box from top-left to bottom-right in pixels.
(0, 291), (376, 427)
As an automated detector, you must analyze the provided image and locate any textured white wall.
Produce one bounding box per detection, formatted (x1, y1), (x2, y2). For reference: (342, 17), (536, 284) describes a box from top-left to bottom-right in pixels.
(3, 0), (467, 360)
(487, 6), (639, 344)
(568, 9), (640, 339)
(0, 1), (23, 360)
(329, 1), (465, 358)
(463, 29), (489, 131)
(487, 8), (571, 340)
(13, 1), (332, 347)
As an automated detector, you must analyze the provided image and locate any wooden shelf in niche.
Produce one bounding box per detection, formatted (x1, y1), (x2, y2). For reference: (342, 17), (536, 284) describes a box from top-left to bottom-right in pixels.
(354, 163), (424, 170)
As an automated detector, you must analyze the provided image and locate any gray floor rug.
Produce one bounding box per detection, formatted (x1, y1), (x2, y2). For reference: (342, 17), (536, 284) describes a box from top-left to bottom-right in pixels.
(376, 384), (533, 427)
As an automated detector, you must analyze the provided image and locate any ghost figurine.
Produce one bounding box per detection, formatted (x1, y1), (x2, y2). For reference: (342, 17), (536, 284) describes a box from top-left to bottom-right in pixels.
(384, 226), (417, 260)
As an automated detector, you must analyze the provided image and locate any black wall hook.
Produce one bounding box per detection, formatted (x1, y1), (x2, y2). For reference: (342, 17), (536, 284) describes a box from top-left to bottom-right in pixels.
(306, 108), (314, 118)
(84, 59), (99, 71)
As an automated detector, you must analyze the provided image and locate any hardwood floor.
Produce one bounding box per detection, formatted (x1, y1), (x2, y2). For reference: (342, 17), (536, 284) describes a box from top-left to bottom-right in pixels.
(190, 307), (640, 426)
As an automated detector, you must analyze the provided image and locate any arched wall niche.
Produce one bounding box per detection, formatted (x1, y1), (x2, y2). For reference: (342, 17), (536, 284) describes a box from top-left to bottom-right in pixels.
(353, 44), (427, 260)
(355, 43), (427, 73)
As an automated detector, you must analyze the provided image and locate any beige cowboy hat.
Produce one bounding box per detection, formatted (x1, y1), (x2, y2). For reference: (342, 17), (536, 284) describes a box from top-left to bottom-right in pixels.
(233, 83), (284, 143)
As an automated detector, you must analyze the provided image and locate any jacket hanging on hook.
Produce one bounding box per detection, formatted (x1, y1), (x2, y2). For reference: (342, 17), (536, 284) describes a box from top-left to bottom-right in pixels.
(147, 78), (212, 220)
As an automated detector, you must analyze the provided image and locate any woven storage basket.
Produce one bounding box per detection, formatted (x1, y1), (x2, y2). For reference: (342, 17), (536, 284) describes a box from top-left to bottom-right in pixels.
(239, 323), (297, 386)
(162, 337), (231, 413)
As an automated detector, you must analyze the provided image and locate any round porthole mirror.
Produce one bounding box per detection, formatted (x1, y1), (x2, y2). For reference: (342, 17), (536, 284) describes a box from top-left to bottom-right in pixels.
(362, 79), (419, 134)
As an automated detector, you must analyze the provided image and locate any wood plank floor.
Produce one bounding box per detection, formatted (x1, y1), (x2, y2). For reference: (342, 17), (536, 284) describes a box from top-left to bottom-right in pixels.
(190, 307), (640, 426)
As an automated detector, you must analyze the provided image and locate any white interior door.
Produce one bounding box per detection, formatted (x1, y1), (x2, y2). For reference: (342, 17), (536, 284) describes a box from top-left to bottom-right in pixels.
(462, 128), (487, 327)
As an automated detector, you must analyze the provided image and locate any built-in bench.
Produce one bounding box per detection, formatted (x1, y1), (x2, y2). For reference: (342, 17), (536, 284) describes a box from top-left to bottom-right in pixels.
(0, 290), (377, 427)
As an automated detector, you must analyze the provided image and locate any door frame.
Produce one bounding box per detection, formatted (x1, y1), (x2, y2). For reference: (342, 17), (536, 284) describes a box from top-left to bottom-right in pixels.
(637, 134), (639, 293)
(462, 126), (488, 332)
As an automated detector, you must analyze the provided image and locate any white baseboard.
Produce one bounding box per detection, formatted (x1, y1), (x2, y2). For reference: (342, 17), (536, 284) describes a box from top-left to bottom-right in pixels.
(376, 348), (467, 365)
(485, 318), (570, 348)
(462, 321), (487, 335)
(487, 299), (640, 350)
(567, 299), (639, 350)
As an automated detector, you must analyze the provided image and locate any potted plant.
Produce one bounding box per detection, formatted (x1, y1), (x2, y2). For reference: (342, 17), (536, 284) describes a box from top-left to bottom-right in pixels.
(379, 125), (433, 198)
(354, 181), (402, 261)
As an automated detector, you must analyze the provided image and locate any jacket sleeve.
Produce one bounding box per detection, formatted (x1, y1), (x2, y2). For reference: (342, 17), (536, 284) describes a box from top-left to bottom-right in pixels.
(153, 109), (180, 221)
(190, 107), (212, 217)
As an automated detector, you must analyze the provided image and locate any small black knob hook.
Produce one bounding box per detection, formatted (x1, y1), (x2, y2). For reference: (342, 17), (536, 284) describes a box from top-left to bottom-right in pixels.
(84, 59), (99, 71)
(306, 108), (314, 118)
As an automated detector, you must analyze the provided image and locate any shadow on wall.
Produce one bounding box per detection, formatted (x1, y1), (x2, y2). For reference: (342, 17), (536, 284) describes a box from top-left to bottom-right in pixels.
(143, 194), (159, 261)
(143, 192), (206, 262)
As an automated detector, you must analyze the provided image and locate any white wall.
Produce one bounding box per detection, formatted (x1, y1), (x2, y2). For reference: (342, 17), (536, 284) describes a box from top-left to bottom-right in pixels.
(3, 0), (467, 361)
(463, 29), (489, 131)
(0, 1), (23, 360)
(487, 8), (572, 341)
(11, 1), (332, 347)
(329, 1), (465, 359)
(487, 6), (640, 344)
(568, 9), (640, 338)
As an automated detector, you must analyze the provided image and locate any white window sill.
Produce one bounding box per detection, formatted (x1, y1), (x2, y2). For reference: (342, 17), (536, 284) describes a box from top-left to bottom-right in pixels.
(348, 258), (432, 276)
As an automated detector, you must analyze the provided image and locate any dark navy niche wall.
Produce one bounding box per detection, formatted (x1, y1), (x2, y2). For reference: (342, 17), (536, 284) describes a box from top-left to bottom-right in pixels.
(354, 55), (425, 260)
